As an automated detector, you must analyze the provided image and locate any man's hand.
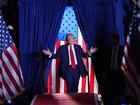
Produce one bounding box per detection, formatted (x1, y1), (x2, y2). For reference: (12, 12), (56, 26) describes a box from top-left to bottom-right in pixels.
(89, 47), (98, 54)
(43, 49), (52, 56)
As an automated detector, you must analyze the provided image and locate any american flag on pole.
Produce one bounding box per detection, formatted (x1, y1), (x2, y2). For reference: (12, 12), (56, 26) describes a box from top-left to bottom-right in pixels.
(0, 12), (24, 102)
(47, 6), (98, 94)
(121, 5), (140, 104)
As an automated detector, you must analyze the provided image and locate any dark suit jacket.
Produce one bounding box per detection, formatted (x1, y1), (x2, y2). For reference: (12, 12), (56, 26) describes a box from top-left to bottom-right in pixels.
(50, 44), (88, 79)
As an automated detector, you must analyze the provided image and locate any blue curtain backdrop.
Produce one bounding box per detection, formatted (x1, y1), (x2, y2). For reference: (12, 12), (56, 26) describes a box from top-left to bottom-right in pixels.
(18, 0), (133, 103)
(19, 0), (67, 99)
(116, 0), (133, 46)
(72, 0), (116, 48)
(72, 0), (132, 48)
(72, 0), (96, 48)
(72, 0), (132, 104)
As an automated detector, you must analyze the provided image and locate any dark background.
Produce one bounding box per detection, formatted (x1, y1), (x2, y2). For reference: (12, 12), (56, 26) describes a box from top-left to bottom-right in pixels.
(0, 0), (19, 48)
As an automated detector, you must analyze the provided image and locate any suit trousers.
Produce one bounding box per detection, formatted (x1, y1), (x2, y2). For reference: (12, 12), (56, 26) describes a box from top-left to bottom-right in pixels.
(65, 66), (80, 93)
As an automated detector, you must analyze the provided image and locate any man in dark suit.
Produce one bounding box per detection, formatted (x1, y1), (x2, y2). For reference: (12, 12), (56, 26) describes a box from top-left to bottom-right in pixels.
(43, 34), (97, 93)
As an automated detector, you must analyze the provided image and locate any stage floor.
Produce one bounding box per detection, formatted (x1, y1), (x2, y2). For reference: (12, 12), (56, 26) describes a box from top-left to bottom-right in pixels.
(31, 93), (100, 105)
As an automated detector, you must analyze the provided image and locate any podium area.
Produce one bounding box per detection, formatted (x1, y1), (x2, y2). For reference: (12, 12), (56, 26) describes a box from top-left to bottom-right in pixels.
(31, 93), (100, 105)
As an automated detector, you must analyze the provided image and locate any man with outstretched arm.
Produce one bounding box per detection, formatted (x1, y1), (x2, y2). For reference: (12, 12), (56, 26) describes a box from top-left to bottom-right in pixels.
(43, 34), (97, 93)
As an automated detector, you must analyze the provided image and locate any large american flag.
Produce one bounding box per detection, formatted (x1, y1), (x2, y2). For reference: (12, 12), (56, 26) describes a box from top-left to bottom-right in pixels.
(0, 13), (24, 102)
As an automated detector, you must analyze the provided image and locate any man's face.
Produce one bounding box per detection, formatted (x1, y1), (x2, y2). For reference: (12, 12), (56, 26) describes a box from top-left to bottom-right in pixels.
(66, 35), (74, 45)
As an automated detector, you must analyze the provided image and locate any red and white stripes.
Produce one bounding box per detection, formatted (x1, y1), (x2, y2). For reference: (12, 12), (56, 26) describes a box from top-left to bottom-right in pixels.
(0, 44), (24, 100)
(121, 34), (130, 73)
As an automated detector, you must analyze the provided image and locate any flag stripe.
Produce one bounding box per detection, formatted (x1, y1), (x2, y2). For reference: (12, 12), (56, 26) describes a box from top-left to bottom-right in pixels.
(82, 37), (87, 92)
(4, 49), (23, 90)
(77, 30), (82, 93)
(2, 78), (15, 98)
(55, 40), (60, 93)
(90, 61), (94, 93)
(2, 84), (11, 100)
(2, 52), (21, 93)
(78, 28), (87, 93)
(51, 59), (56, 93)
(1, 58), (20, 94)
(48, 68), (52, 93)
(0, 69), (3, 100)
(10, 44), (24, 86)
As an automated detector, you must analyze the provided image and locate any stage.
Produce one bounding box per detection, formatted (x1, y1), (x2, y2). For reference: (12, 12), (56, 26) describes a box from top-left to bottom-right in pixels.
(31, 93), (100, 105)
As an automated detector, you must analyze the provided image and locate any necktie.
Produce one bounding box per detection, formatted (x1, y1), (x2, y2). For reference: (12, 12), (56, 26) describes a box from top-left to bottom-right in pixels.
(70, 46), (76, 69)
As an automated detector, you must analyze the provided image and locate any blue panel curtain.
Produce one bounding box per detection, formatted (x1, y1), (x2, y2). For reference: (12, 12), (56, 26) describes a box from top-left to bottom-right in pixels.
(72, 0), (132, 47)
(116, 0), (133, 46)
(72, 1), (117, 104)
(72, 0), (132, 104)
(19, 0), (67, 100)
(72, 0), (117, 48)
(72, 0), (96, 49)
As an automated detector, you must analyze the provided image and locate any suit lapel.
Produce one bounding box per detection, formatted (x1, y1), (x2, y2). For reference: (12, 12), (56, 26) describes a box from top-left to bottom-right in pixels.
(65, 45), (69, 59)
(74, 44), (78, 52)
(74, 44), (78, 59)
(66, 45), (68, 56)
